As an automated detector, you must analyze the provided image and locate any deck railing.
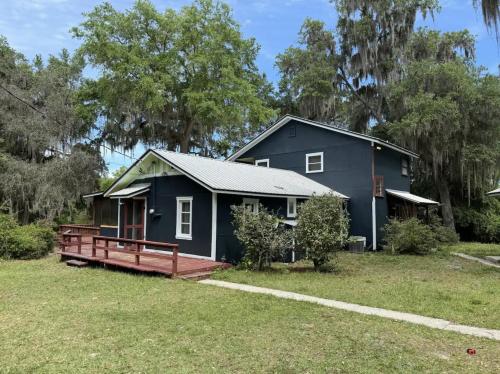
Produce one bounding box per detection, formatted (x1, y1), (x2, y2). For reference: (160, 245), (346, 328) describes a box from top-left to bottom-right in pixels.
(59, 224), (101, 237)
(59, 232), (179, 277)
(92, 236), (179, 276)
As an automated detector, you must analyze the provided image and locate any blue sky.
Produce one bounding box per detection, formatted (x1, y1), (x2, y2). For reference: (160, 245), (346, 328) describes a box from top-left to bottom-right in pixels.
(1, 0), (498, 172)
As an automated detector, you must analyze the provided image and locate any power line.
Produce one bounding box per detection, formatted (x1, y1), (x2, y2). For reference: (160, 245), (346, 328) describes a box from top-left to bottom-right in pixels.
(0, 83), (137, 161)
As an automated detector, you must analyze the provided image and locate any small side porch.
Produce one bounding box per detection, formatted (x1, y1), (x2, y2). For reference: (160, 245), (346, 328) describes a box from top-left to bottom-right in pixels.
(57, 225), (229, 279)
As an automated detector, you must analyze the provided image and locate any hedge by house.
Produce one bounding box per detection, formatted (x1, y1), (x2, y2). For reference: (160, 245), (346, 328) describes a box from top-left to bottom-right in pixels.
(383, 217), (458, 255)
(0, 214), (54, 260)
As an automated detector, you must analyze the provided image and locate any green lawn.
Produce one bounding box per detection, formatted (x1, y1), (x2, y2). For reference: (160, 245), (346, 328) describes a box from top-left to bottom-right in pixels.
(213, 249), (500, 330)
(440, 242), (500, 257)
(0, 256), (499, 373)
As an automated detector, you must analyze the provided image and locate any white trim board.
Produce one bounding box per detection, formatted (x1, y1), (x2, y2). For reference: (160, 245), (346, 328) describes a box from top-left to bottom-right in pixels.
(227, 115), (419, 161)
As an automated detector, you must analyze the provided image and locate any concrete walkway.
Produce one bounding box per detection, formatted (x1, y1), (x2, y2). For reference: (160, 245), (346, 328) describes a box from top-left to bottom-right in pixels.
(452, 252), (500, 269)
(200, 279), (500, 341)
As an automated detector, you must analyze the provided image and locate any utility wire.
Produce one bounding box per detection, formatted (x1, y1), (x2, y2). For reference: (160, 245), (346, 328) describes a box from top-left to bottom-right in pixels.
(0, 83), (137, 161)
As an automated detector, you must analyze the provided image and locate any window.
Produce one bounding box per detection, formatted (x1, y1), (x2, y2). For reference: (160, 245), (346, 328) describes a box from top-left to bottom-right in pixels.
(374, 176), (384, 197)
(243, 198), (259, 213)
(401, 158), (409, 176)
(306, 152), (324, 173)
(255, 159), (269, 167)
(287, 198), (297, 218)
(176, 197), (192, 240)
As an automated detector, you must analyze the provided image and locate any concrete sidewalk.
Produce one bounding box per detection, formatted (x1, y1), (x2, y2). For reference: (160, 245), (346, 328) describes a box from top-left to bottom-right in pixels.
(200, 279), (500, 341)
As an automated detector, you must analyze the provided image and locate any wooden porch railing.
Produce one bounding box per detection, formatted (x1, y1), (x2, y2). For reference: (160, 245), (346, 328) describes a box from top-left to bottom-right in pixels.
(92, 236), (179, 276)
(59, 234), (180, 276)
(59, 224), (100, 236)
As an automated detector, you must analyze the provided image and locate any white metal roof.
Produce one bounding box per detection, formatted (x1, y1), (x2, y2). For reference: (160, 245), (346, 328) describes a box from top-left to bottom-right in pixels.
(487, 188), (500, 196)
(386, 189), (439, 205)
(82, 191), (103, 199)
(108, 183), (150, 199)
(227, 115), (419, 161)
(153, 150), (347, 198)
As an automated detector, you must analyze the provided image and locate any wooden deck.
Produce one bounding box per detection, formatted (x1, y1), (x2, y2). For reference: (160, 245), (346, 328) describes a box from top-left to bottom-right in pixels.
(57, 233), (229, 278)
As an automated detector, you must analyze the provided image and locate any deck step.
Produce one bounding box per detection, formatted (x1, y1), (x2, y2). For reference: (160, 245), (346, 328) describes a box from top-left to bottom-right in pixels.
(66, 259), (88, 268)
(178, 271), (214, 281)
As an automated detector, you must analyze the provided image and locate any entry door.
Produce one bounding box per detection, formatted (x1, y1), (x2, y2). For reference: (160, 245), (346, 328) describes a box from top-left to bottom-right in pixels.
(123, 199), (145, 242)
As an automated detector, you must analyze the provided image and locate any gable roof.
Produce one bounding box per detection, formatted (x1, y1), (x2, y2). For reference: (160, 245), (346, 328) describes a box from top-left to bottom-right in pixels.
(104, 149), (348, 199)
(227, 115), (419, 161)
(153, 150), (347, 198)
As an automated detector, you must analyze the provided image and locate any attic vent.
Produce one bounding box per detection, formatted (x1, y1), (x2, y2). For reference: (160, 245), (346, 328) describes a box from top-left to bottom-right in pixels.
(289, 125), (296, 137)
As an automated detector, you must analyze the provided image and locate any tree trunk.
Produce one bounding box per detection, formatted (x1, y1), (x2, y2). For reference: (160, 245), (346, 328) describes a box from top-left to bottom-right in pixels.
(179, 119), (195, 153)
(436, 178), (455, 230)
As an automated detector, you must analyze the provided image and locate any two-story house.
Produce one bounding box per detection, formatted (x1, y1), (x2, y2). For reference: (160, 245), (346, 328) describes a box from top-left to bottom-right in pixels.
(84, 115), (438, 263)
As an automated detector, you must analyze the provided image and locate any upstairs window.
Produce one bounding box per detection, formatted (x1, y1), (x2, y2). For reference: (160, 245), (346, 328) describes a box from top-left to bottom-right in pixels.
(287, 198), (297, 218)
(374, 176), (384, 197)
(176, 197), (192, 240)
(306, 152), (324, 173)
(243, 198), (259, 213)
(401, 158), (409, 176)
(255, 159), (269, 167)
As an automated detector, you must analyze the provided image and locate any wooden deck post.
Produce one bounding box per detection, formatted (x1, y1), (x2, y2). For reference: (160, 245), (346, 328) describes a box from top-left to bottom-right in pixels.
(92, 236), (96, 257)
(172, 247), (178, 277)
(77, 235), (82, 255)
(135, 254), (140, 266)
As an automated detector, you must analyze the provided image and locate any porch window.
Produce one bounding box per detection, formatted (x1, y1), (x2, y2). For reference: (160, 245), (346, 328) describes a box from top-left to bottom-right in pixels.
(176, 197), (192, 240)
(401, 158), (409, 176)
(287, 197), (297, 218)
(243, 198), (259, 213)
(306, 152), (323, 173)
(255, 159), (269, 167)
(374, 176), (384, 197)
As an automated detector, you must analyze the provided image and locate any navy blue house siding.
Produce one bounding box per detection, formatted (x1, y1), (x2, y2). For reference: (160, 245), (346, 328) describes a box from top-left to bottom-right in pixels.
(235, 119), (374, 245)
(374, 148), (411, 241)
(216, 194), (290, 263)
(116, 175), (213, 258)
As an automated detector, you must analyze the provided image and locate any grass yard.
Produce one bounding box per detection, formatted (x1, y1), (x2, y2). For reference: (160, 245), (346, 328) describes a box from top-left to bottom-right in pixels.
(0, 256), (499, 373)
(440, 242), (500, 257)
(213, 247), (500, 330)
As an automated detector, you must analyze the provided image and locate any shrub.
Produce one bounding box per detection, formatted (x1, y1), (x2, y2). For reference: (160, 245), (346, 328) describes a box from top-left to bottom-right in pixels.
(383, 217), (458, 255)
(454, 200), (500, 243)
(0, 214), (54, 260)
(231, 204), (292, 270)
(383, 218), (437, 255)
(295, 194), (350, 271)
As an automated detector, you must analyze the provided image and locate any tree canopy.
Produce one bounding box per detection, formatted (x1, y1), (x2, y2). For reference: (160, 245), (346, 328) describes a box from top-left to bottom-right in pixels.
(0, 37), (102, 223)
(73, 0), (276, 157)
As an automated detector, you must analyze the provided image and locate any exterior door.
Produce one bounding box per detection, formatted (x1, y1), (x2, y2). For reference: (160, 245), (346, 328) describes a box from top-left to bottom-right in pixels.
(123, 199), (145, 243)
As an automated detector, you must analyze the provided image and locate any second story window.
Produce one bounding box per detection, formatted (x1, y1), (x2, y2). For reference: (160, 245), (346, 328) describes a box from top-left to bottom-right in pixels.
(255, 159), (269, 167)
(306, 152), (324, 173)
(401, 158), (409, 176)
(374, 176), (384, 197)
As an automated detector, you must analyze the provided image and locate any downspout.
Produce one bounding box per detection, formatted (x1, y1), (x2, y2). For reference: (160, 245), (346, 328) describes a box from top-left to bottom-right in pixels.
(371, 142), (377, 250)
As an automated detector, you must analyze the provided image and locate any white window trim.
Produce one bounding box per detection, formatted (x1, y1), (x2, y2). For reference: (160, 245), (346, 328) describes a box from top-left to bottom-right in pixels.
(243, 198), (259, 213)
(287, 197), (297, 218)
(255, 158), (269, 167)
(176, 196), (193, 240)
(306, 152), (324, 173)
(401, 158), (409, 176)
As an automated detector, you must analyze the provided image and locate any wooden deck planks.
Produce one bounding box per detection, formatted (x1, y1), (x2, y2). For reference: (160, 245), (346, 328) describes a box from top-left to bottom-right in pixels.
(58, 235), (229, 277)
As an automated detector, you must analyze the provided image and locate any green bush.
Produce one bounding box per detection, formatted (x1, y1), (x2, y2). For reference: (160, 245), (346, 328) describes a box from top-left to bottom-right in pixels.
(383, 218), (437, 255)
(231, 204), (293, 270)
(454, 199), (500, 243)
(0, 214), (55, 260)
(383, 217), (458, 255)
(295, 194), (350, 271)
